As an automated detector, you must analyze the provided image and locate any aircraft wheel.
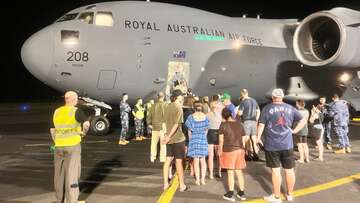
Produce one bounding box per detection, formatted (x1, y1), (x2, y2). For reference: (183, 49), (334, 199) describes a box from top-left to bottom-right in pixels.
(90, 116), (110, 136)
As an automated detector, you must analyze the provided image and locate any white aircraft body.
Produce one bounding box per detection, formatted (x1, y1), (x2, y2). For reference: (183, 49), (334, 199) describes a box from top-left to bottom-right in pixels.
(21, 1), (360, 134)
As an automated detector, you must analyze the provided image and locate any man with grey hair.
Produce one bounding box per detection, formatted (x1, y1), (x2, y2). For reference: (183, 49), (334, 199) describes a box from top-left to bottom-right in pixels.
(257, 88), (306, 203)
(50, 91), (90, 203)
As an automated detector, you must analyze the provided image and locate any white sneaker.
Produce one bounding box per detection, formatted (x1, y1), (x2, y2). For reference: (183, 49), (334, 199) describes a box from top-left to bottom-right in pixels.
(264, 194), (282, 203)
(286, 194), (293, 202)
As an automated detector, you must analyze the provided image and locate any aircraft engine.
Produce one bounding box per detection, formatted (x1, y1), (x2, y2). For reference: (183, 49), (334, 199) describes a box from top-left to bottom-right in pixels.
(293, 8), (360, 68)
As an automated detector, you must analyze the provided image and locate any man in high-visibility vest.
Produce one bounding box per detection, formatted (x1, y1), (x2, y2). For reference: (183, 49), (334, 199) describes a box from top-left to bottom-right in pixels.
(132, 98), (146, 141)
(50, 91), (90, 203)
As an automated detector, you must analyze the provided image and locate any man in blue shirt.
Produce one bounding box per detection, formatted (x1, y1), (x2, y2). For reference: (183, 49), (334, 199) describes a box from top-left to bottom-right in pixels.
(257, 89), (306, 203)
(237, 89), (261, 161)
(329, 94), (351, 154)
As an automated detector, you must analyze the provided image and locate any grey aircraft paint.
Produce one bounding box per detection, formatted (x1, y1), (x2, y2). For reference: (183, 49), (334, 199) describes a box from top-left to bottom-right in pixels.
(21, 1), (360, 110)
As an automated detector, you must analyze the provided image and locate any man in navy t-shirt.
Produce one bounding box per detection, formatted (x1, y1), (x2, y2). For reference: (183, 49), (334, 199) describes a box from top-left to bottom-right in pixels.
(237, 89), (261, 160)
(257, 89), (306, 203)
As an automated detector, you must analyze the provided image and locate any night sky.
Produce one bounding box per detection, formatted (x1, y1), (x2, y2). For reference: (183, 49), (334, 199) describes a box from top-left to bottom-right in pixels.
(4, 0), (360, 101)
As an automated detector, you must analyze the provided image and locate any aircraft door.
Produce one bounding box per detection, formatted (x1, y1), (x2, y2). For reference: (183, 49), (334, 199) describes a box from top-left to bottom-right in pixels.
(165, 61), (190, 99)
(97, 70), (117, 89)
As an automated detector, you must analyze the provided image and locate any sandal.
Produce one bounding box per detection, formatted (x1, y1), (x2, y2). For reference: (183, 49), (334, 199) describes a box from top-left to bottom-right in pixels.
(180, 185), (190, 192)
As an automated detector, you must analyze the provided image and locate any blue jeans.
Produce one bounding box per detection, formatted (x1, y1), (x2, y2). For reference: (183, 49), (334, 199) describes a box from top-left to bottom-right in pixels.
(322, 122), (332, 144)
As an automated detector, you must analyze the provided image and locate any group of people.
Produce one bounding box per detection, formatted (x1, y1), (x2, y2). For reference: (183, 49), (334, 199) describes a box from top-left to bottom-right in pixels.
(49, 87), (352, 203)
(118, 93), (154, 145)
(142, 88), (352, 203)
(294, 94), (351, 164)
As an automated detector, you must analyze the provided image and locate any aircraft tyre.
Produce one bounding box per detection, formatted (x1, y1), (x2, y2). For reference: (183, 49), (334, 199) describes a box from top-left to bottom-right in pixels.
(90, 115), (110, 136)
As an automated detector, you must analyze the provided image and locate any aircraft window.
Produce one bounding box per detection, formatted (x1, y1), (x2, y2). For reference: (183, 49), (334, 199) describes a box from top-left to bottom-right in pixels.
(61, 30), (79, 45)
(78, 12), (94, 24)
(56, 13), (79, 22)
(95, 12), (114, 27)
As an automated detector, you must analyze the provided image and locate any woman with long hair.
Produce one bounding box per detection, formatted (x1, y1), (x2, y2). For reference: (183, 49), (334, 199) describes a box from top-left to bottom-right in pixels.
(186, 101), (209, 185)
(309, 105), (325, 161)
(206, 100), (222, 179)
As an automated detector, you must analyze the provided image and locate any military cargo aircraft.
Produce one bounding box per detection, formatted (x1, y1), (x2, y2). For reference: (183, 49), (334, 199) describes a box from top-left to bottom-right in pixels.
(21, 1), (360, 135)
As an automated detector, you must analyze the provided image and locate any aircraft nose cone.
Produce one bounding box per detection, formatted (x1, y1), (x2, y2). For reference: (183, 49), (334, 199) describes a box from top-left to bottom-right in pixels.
(21, 27), (53, 83)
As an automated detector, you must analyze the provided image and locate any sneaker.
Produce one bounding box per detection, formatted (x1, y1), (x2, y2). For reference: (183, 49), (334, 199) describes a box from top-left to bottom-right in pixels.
(313, 157), (323, 162)
(135, 137), (142, 141)
(346, 147), (352, 153)
(264, 194), (282, 203)
(118, 140), (127, 145)
(334, 148), (346, 154)
(124, 140), (130, 143)
(140, 136), (147, 140)
(326, 144), (333, 150)
(150, 157), (155, 163)
(223, 191), (235, 202)
(236, 191), (246, 200)
(285, 194), (293, 202)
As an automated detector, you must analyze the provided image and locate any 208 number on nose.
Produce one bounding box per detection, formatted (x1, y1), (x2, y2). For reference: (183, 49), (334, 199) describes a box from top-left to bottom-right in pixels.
(67, 51), (89, 62)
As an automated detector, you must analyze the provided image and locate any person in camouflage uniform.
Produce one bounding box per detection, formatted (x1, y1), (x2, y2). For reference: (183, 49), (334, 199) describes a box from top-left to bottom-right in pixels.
(329, 94), (351, 154)
(133, 98), (146, 141)
(119, 93), (131, 145)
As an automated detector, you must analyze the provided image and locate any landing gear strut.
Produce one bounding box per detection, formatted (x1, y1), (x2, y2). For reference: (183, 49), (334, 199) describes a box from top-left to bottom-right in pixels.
(79, 97), (112, 136)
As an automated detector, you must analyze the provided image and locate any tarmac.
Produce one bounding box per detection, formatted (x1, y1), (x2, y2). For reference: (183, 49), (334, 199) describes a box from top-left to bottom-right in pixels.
(0, 102), (359, 203)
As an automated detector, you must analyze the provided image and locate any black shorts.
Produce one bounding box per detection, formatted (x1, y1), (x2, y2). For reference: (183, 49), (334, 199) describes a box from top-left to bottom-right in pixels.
(166, 141), (186, 159)
(265, 150), (295, 169)
(207, 129), (219, 145)
(296, 136), (307, 144)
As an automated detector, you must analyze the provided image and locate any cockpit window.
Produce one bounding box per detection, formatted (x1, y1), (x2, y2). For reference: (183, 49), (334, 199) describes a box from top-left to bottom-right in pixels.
(95, 11), (114, 27)
(78, 12), (94, 24)
(56, 13), (79, 23)
(61, 30), (79, 45)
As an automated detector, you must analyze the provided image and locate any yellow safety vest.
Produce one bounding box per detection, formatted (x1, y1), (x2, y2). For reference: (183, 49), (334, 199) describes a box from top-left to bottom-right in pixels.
(134, 104), (145, 119)
(53, 106), (82, 147)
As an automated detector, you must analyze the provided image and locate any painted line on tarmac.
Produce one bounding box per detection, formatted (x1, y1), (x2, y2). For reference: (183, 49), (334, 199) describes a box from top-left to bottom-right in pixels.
(244, 172), (360, 203)
(83, 140), (108, 144)
(24, 143), (49, 147)
(156, 175), (179, 203)
(157, 163), (190, 203)
(24, 140), (108, 147)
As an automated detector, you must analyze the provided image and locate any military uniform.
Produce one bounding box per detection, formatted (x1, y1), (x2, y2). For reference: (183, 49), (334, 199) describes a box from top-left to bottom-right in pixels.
(133, 103), (145, 138)
(120, 101), (131, 140)
(329, 100), (350, 149)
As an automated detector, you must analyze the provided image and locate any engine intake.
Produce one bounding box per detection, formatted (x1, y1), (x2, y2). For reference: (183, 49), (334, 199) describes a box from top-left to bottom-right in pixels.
(293, 8), (360, 68)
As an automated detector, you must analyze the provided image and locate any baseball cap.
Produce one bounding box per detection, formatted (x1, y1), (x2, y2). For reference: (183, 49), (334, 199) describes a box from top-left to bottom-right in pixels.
(272, 88), (284, 98)
(171, 89), (184, 98)
(221, 92), (231, 102)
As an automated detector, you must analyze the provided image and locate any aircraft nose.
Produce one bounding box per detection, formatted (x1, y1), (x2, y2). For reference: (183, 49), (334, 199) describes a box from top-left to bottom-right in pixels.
(21, 27), (53, 83)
